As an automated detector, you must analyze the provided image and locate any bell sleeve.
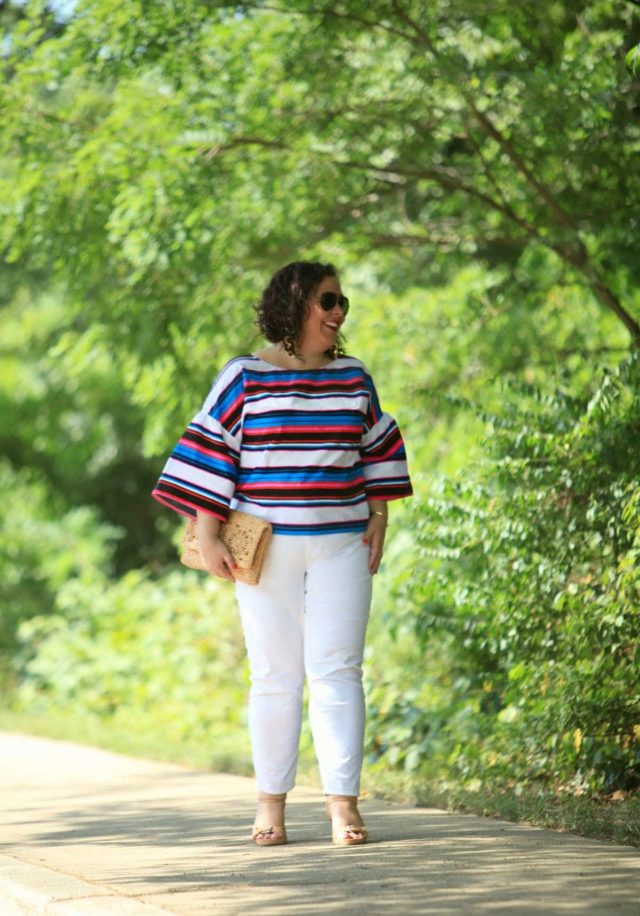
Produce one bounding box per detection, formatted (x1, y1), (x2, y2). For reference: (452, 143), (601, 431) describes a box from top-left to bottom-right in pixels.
(151, 359), (245, 523)
(360, 369), (413, 502)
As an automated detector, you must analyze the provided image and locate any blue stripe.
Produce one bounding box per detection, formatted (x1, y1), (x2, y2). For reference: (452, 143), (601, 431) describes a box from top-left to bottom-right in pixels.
(271, 520), (368, 535)
(237, 466), (364, 483)
(209, 374), (244, 421)
(173, 446), (237, 479)
(244, 412), (362, 429)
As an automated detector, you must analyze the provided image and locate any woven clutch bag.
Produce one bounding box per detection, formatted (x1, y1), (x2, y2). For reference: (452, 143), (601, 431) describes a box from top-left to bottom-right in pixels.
(180, 510), (272, 585)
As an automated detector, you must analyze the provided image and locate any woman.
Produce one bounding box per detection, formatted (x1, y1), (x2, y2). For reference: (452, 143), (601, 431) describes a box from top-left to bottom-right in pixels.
(152, 260), (412, 846)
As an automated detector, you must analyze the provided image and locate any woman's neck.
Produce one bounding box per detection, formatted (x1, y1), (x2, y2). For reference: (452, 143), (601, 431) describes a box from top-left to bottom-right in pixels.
(260, 343), (334, 370)
(287, 348), (332, 369)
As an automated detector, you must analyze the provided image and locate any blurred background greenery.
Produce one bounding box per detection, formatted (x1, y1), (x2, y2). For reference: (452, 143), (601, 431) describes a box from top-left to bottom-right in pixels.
(1, 0), (639, 844)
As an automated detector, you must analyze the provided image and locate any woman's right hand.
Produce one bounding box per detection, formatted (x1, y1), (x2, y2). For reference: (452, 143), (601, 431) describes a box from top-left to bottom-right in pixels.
(196, 511), (237, 581)
(199, 535), (237, 581)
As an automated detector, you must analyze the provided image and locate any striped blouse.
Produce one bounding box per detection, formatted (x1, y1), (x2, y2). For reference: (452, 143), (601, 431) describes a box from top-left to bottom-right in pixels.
(151, 354), (413, 535)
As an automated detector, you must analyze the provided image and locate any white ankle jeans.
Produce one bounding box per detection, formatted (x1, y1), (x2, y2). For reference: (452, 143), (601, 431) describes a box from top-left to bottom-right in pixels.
(235, 531), (373, 797)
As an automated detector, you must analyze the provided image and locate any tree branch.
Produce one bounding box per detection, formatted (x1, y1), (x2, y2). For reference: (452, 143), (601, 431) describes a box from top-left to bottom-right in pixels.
(555, 346), (631, 357)
(382, 2), (640, 344)
(198, 135), (289, 160)
(257, 3), (416, 42)
(197, 134), (538, 238)
(197, 133), (640, 345)
(466, 102), (576, 232)
(390, 0), (438, 51)
(550, 242), (640, 346)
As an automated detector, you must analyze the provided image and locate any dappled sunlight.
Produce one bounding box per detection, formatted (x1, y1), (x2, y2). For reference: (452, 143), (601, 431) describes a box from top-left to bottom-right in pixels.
(2, 734), (639, 913)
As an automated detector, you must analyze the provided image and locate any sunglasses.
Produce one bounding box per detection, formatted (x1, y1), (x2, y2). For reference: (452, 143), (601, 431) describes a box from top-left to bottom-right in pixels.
(318, 291), (350, 316)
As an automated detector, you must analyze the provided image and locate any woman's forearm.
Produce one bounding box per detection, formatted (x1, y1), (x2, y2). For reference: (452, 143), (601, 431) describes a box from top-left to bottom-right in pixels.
(367, 499), (388, 520)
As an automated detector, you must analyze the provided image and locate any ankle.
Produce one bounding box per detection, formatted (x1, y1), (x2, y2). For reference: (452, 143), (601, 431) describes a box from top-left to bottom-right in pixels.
(325, 794), (358, 807)
(258, 791), (287, 803)
(257, 792), (287, 817)
(326, 795), (362, 820)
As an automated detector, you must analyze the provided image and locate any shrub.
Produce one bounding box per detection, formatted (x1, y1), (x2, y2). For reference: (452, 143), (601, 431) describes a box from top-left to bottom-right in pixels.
(368, 353), (640, 795)
(11, 567), (250, 764)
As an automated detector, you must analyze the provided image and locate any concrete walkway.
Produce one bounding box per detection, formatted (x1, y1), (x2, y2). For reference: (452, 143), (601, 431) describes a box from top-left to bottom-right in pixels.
(1, 732), (639, 915)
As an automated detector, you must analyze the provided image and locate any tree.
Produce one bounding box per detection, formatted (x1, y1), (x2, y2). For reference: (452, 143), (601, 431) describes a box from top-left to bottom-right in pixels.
(2, 0), (639, 357)
(2, 1), (639, 799)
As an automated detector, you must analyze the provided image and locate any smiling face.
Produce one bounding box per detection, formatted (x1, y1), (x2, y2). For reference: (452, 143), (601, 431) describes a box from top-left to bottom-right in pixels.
(298, 275), (346, 356)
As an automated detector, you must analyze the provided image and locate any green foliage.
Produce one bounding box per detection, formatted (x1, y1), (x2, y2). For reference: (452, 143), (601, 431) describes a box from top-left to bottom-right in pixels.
(0, 292), (182, 572)
(0, 460), (120, 680)
(1, 0), (639, 813)
(2, 0), (639, 349)
(368, 354), (640, 795)
(11, 566), (251, 766)
(626, 42), (640, 76)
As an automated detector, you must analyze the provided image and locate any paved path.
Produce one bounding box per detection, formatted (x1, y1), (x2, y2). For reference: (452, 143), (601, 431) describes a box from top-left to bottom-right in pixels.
(1, 731), (639, 915)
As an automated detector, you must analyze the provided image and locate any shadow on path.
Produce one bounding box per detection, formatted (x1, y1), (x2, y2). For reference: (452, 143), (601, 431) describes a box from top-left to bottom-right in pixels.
(1, 733), (639, 914)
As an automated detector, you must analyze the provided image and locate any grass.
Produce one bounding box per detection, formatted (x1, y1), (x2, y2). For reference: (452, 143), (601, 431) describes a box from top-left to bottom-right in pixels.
(362, 767), (640, 848)
(1, 703), (638, 848)
(0, 704), (252, 773)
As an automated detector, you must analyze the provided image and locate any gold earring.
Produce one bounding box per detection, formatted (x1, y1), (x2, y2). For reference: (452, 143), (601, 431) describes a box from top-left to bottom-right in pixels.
(282, 336), (296, 357)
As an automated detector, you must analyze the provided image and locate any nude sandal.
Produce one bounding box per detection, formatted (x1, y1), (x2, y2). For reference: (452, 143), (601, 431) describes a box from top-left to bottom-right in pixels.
(252, 792), (287, 846)
(325, 794), (369, 846)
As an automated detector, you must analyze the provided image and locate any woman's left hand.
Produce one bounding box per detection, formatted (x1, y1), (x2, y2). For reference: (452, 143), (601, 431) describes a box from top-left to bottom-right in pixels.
(362, 514), (387, 575)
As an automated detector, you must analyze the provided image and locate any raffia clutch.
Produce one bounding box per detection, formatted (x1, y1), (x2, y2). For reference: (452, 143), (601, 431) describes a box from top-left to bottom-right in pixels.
(180, 510), (272, 585)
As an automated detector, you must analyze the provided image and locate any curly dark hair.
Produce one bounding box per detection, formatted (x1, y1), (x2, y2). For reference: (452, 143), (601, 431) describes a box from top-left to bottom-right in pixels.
(255, 260), (347, 360)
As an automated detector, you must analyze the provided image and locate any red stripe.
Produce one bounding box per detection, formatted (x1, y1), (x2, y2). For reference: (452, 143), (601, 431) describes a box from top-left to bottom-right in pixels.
(151, 489), (228, 521)
(239, 481), (361, 491)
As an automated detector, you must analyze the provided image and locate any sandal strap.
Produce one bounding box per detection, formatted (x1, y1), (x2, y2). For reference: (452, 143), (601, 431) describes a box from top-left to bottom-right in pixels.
(252, 824), (285, 837)
(332, 824), (369, 845)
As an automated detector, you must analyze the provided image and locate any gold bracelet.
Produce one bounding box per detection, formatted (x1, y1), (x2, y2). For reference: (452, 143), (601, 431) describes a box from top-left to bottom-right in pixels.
(370, 510), (387, 519)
